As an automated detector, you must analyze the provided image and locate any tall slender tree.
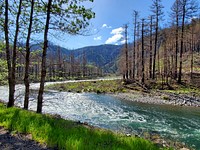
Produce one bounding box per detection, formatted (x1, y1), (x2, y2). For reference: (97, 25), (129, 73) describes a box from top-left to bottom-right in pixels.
(141, 19), (145, 83)
(4, 0), (23, 107)
(124, 24), (129, 79)
(151, 0), (164, 79)
(4, 0), (12, 106)
(36, 0), (95, 113)
(132, 11), (139, 79)
(171, 0), (181, 80)
(24, 0), (35, 110)
(37, 0), (52, 113)
(149, 15), (154, 79)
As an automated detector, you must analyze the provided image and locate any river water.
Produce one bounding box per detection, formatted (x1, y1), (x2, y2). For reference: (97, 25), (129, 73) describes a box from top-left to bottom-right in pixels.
(0, 82), (200, 149)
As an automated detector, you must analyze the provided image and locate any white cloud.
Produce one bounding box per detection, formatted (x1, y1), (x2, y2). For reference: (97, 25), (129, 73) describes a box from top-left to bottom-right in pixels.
(105, 34), (123, 44)
(110, 27), (124, 34)
(94, 36), (102, 41)
(102, 24), (112, 29)
(105, 27), (124, 44)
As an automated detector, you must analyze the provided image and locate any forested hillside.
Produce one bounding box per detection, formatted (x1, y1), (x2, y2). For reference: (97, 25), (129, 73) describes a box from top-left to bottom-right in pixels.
(46, 43), (122, 73)
(119, 0), (200, 88)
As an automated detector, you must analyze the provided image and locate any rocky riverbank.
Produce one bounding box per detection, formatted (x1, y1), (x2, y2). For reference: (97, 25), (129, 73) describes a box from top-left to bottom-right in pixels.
(112, 90), (200, 107)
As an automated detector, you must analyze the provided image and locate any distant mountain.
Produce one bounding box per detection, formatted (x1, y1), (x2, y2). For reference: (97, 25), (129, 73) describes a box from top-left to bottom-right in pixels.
(72, 44), (123, 73)
(31, 43), (123, 73)
(31, 42), (123, 73)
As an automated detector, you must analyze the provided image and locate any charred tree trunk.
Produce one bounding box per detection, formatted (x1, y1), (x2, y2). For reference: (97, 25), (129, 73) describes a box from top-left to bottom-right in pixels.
(149, 15), (153, 79)
(141, 19), (145, 83)
(153, 15), (158, 80)
(178, 0), (186, 83)
(190, 24), (194, 79)
(124, 24), (129, 79)
(132, 11), (138, 79)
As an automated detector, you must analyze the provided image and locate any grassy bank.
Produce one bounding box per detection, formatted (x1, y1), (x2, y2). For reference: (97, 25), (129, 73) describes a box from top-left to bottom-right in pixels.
(47, 79), (126, 93)
(147, 80), (200, 97)
(0, 103), (169, 150)
(163, 84), (200, 97)
(47, 79), (200, 97)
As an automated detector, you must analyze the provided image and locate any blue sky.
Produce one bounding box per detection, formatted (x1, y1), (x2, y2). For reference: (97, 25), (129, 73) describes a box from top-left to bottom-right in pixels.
(53, 0), (175, 49)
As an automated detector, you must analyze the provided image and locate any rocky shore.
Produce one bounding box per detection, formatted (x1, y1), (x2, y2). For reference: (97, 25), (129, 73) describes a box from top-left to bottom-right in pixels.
(112, 90), (200, 107)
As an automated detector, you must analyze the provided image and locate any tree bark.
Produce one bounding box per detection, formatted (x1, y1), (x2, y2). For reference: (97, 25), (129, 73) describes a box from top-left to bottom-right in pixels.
(175, 0), (179, 80)
(153, 13), (158, 80)
(141, 19), (145, 83)
(24, 0), (35, 110)
(4, 0), (13, 107)
(149, 16), (153, 79)
(132, 11), (138, 79)
(37, 0), (52, 113)
(178, 0), (186, 83)
(5, 0), (22, 107)
(124, 24), (128, 79)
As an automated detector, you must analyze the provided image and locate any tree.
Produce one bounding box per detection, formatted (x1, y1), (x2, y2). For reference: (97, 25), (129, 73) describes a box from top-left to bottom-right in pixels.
(178, 0), (186, 83)
(132, 11), (139, 79)
(36, 0), (95, 113)
(171, 0), (181, 80)
(177, 0), (198, 83)
(123, 24), (129, 80)
(3, 0), (23, 107)
(0, 43), (8, 85)
(151, 0), (164, 79)
(141, 19), (145, 83)
(149, 15), (154, 79)
(37, 0), (52, 113)
(24, 0), (35, 110)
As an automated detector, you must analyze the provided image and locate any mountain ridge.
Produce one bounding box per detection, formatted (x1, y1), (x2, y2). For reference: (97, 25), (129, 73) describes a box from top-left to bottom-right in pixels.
(43, 43), (123, 73)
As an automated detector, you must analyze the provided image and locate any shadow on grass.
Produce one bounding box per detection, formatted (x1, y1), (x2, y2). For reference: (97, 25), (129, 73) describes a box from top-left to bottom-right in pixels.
(0, 128), (51, 150)
(0, 104), (163, 150)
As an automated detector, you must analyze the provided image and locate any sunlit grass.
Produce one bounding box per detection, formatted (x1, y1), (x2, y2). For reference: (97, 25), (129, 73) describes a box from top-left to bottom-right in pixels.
(0, 103), (170, 150)
(164, 86), (200, 96)
(47, 79), (126, 93)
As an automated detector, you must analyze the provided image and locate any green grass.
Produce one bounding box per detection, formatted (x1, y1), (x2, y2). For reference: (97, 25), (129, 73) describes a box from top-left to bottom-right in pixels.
(0, 103), (170, 150)
(164, 86), (200, 97)
(47, 80), (127, 93)
(145, 79), (200, 96)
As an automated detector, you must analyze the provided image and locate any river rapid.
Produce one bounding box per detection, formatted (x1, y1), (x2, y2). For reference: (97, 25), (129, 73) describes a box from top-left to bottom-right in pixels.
(0, 81), (200, 149)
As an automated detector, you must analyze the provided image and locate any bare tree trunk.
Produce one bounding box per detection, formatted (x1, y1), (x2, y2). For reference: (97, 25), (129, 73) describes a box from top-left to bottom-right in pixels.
(141, 19), (145, 83)
(136, 23), (140, 79)
(37, 0), (52, 113)
(5, 0), (22, 107)
(4, 0), (13, 107)
(178, 0), (186, 83)
(149, 15), (153, 79)
(24, 0), (35, 110)
(174, 0), (179, 80)
(151, 0), (163, 80)
(153, 15), (158, 80)
(124, 24), (129, 79)
(132, 11), (138, 79)
(190, 24), (194, 79)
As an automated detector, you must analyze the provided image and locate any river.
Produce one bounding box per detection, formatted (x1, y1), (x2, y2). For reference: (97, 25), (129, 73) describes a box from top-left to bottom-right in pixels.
(0, 81), (200, 149)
